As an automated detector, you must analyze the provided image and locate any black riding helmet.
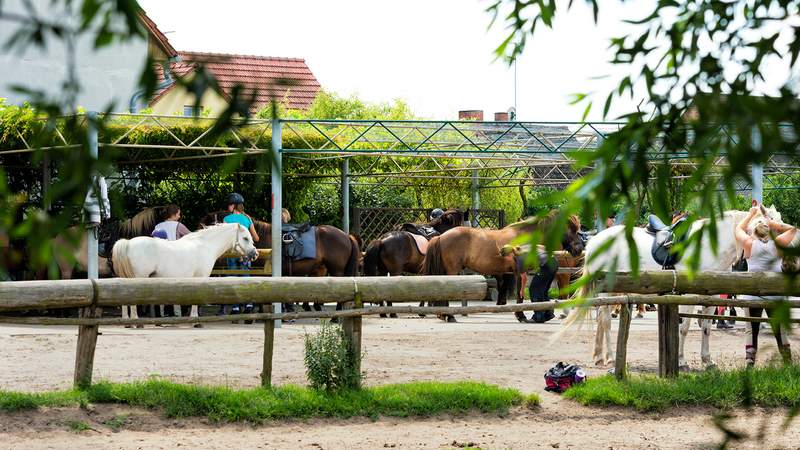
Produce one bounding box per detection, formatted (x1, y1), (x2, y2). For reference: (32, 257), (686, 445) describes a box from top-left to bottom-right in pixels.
(227, 193), (245, 205)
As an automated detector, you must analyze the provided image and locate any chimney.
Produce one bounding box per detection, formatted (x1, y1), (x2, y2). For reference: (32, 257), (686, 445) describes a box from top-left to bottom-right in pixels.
(458, 110), (484, 121)
(494, 112), (509, 121)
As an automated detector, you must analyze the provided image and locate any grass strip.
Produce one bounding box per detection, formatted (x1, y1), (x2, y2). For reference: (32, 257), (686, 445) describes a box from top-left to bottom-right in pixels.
(0, 380), (536, 423)
(564, 364), (800, 412)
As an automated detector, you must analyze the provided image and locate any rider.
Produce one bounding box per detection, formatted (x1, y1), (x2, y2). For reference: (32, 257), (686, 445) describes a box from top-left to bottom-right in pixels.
(429, 208), (445, 221)
(222, 193), (260, 317)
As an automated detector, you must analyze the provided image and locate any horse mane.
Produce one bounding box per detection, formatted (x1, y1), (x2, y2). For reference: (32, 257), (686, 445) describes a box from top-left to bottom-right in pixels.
(118, 206), (165, 238)
(507, 209), (560, 230)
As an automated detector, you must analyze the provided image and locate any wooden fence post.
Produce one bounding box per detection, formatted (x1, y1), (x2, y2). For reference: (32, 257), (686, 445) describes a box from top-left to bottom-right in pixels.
(74, 306), (102, 388)
(341, 291), (363, 378)
(261, 312), (275, 388)
(614, 303), (632, 380)
(657, 304), (679, 377)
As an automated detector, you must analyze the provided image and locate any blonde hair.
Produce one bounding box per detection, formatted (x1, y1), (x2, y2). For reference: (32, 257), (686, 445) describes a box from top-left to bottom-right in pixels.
(754, 222), (770, 242)
(234, 203), (245, 213)
(281, 208), (291, 223)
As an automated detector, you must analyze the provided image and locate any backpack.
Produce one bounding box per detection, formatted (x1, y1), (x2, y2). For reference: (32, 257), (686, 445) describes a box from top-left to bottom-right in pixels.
(544, 362), (586, 393)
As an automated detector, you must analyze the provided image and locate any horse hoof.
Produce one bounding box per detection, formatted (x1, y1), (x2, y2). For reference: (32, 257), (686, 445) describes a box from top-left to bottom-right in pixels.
(155, 323), (163, 327)
(193, 323), (203, 329)
(389, 314), (398, 318)
(417, 314), (426, 318)
(635, 313), (644, 319)
(135, 324), (144, 329)
(558, 313), (567, 320)
(611, 313), (618, 319)
(379, 314), (388, 318)
(124, 325), (132, 329)
(446, 315), (457, 323)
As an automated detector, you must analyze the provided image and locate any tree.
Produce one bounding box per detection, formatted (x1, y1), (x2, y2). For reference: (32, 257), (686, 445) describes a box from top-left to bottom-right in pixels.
(488, 0), (800, 270)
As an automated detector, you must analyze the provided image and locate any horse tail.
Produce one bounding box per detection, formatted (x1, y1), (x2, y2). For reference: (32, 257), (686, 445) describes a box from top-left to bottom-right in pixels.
(423, 236), (443, 275)
(549, 264), (593, 344)
(345, 234), (361, 276)
(363, 240), (383, 276)
(111, 238), (135, 278)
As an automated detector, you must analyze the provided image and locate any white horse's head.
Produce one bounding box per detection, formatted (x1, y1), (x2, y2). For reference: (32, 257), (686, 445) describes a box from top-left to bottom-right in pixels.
(744, 204), (782, 239)
(232, 224), (259, 261)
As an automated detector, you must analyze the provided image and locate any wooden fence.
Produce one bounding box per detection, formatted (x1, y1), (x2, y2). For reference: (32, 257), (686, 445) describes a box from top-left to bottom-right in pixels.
(0, 271), (799, 387)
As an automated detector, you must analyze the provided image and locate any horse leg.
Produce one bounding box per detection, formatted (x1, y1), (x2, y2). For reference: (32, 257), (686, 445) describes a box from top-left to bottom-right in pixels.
(593, 305), (611, 366)
(602, 305), (614, 366)
(678, 305), (691, 370)
(122, 305), (132, 328)
(131, 304), (142, 328)
(191, 304), (202, 328)
(636, 303), (645, 318)
(699, 306), (715, 368)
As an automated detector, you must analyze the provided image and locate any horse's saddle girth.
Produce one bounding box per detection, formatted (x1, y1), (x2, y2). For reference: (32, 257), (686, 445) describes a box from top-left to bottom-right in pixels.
(646, 215), (686, 269)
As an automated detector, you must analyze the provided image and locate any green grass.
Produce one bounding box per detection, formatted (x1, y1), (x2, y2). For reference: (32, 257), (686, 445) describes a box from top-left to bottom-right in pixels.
(564, 364), (800, 412)
(0, 380), (534, 424)
(103, 414), (127, 431)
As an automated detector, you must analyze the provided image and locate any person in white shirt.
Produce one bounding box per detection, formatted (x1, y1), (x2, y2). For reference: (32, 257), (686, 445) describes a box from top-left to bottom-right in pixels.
(152, 204), (191, 241)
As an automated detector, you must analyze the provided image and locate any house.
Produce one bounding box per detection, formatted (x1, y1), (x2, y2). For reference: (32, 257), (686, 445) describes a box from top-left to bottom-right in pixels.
(0, 1), (176, 111)
(148, 52), (321, 116)
(0, 3), (320, 115)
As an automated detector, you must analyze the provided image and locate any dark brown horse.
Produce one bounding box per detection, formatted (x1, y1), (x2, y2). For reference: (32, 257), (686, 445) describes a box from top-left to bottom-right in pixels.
(363, 209), (464, 317)
(424, 211), (584, 322)
(199, 212), (361, 312)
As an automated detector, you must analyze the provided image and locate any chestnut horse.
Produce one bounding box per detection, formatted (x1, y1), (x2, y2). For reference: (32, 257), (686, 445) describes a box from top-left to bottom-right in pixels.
(424, 211), (583, 322)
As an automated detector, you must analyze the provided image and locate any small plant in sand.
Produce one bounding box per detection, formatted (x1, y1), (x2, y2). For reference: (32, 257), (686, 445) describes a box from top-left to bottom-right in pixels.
(304, 320), (361, 391)
(66, 420), (91, 433)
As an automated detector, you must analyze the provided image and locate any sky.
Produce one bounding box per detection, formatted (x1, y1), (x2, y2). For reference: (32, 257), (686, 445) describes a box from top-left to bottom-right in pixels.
(137, 0), (794, 122)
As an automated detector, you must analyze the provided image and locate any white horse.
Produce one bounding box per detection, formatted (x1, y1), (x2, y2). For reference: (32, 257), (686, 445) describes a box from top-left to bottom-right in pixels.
(111, 223), (258, 327)
(567, 208), (780, 368)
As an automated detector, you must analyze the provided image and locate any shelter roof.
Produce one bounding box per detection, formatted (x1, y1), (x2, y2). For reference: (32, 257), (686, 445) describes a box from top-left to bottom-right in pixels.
(138, 10), (178, 58)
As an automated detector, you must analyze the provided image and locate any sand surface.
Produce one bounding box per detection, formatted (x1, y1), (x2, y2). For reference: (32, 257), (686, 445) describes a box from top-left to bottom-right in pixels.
(1, 308), (799, 449)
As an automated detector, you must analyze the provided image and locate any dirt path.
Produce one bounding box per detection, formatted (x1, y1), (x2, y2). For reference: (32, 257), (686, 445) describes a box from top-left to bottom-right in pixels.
(1, 311), (798, 449)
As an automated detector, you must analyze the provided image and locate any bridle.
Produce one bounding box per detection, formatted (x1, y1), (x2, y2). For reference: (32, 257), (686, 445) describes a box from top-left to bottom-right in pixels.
(231, 224), (249, 257)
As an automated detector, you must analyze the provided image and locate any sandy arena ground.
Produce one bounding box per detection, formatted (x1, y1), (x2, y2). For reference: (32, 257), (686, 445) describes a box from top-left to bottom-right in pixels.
(1, 306), (799, 449)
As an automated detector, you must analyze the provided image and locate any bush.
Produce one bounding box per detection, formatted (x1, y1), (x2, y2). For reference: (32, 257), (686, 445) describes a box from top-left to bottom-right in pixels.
(304, 321), (362, 392)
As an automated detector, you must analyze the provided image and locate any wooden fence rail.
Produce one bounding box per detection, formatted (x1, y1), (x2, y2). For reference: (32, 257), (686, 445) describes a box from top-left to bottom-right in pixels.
(1, 271), (800, 387)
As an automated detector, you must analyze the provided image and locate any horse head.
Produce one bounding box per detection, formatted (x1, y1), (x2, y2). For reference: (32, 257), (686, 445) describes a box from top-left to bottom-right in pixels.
(430, 208), (464, 233)
(198, 210), (229, 229)
(562, 214), (584, 258)
(232, 224), (259, 261)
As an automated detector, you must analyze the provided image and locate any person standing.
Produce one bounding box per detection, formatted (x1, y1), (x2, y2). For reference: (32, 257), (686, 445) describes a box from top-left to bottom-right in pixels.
(734, 202), (796, 366)
(222, 193), (259, 317)
(150, 204), (192, 319)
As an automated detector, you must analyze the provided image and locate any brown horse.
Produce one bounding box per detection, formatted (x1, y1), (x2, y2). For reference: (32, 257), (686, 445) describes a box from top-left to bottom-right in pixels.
(363, 209), (464, 317)
(424, 211), (583, 322)
(199, 212), (360, 312)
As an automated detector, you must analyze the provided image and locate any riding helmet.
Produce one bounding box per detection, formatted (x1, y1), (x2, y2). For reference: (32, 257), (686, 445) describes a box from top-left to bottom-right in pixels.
(227, 193), (245, 205)
(430, 208), (444, 219)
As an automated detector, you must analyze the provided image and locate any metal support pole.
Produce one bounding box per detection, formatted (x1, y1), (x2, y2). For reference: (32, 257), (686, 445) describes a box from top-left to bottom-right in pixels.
(595, 133), (605, 231)
(471, 169), (480, 227)
(341, 158), (350, 234)
(270, 119), (283, 328)
(86, 112), (98, 280)
(752, 126), (763, 203)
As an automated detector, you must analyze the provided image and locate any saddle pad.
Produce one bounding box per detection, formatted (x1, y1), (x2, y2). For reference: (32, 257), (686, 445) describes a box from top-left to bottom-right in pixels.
(284, 225), (317, 260)
(411, 233), (429, 255)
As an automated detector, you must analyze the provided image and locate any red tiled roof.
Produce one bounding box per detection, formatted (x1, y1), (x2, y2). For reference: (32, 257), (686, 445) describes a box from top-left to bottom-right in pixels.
(151, 51), (321, 111)
(138, 11), (178, 58)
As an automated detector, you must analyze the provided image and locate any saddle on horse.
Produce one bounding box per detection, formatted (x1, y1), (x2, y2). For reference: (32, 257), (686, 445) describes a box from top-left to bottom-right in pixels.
(645, 215), (687, 269)
(398, 223), (440, 239)
(282, 223), (316, 260)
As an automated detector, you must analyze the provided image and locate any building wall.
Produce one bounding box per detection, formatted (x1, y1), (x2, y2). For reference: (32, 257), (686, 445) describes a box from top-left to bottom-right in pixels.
(0, 0), (149, 112)
(150, 86), (229, 117)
